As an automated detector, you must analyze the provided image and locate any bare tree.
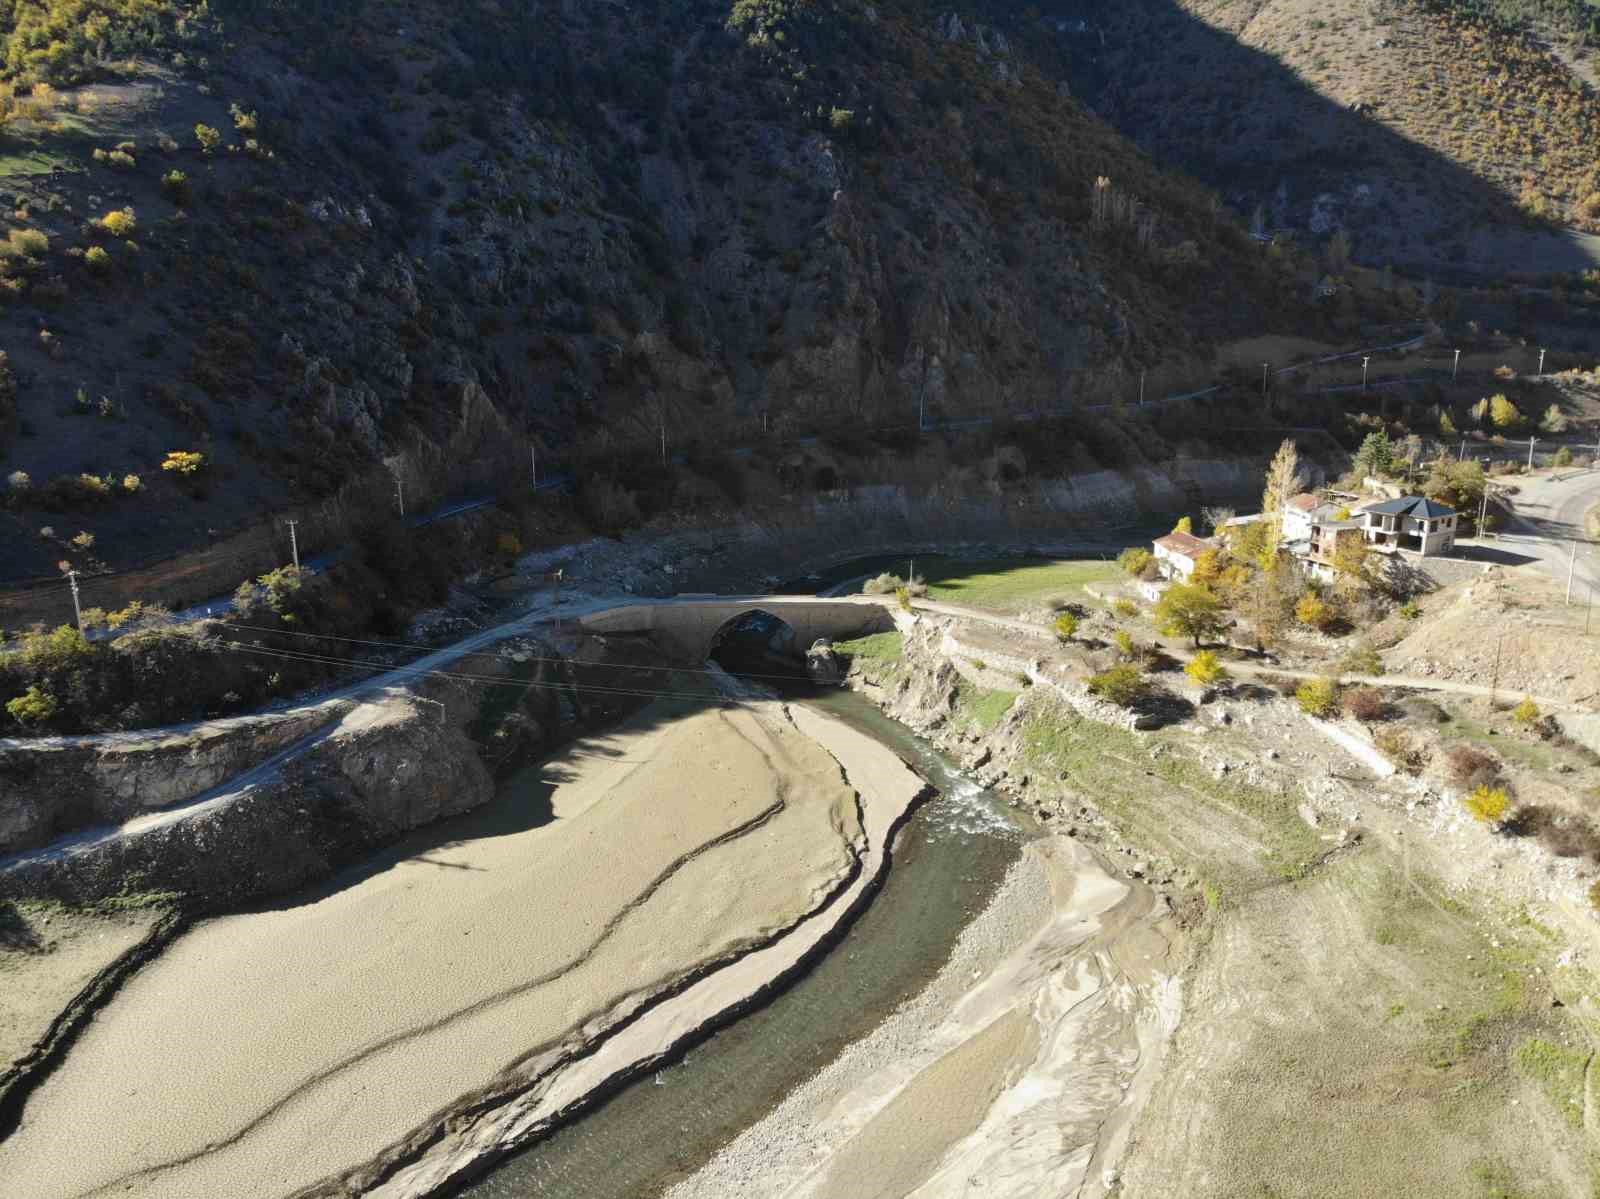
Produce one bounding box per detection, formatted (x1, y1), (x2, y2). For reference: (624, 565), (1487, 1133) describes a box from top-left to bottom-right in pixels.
(1201, 505), (1236, 536)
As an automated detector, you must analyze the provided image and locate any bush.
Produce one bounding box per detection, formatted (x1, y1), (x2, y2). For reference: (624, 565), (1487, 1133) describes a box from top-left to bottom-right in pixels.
(1172, 515), (1193, 535)
(98, 207), (137, 237)
(1296, 677), (1339, 717)
(1554, 446), (1574, 467)
(863, 572), (902, 595)
(1185, 650), (1228, 686)
(1113, 598), (1138, 618)
(1113, 629), (1136, 658)
(84, 245), (111, 272)
(160, 450), (205, 475)
(196, 123), (221, 154)
(1340, 643), (1384, 676)
(895, 585), (911, 612)
(1343, 686), (1390, 721)
(1446, 744), (1499, 788)
(1513, 696), (1540, 725)
(1053, 612), (1078, 642)
(5, 684), (57, 726)
(1375, 727), (1427, 775)
(1399, 599), (1422, 620)
(1088, 663), (1148, 707)
(1464, 785), (1511, 825)
(20, 624), (91, 671)
(1295, 593), (1334, 631)
(161, 169), (191, 205)
(1118, 547), (1153, 577)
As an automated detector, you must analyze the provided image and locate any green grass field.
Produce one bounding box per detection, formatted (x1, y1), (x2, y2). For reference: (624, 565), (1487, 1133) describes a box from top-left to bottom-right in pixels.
(921, 557), (1121, 613)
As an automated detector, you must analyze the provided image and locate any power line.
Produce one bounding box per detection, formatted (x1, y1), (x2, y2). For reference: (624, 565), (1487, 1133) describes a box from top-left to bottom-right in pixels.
(221, 622), (826, 684)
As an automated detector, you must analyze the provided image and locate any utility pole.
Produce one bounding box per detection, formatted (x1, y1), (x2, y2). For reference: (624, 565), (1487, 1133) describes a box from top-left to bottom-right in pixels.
(1566, 536), (1579, 604)
(65, 567), (81, 630)
(1527, 435), (1538, 470)
(285, 519), (300, 571)
(1362, 356), (1370, 390)
(1262, 362), (1270, 405)
(1452, 349), (1461, 381)
(1538, 348), (1546, 376)
(1478, 483), (1491, 539)
(530, 442), (537, 488)
(1458, 438), (1466, 462)
(1490, 631), (1503, 706)
(1140, 371), (1147, 407)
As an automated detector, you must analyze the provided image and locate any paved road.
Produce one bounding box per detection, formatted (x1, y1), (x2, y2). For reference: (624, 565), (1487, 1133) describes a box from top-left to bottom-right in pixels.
(1493, 468), (1600, 598)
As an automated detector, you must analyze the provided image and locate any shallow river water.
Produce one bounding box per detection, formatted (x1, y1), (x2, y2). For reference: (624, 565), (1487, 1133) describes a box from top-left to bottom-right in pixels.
(453, 688), (1029, 1198)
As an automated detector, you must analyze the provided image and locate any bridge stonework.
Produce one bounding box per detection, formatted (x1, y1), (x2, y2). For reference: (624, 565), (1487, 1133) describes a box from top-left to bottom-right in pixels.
(577, 597), (896, 663)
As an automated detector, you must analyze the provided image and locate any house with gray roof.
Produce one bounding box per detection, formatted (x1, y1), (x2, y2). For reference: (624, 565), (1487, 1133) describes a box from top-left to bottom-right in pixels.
(1358, 496), (1458, 557)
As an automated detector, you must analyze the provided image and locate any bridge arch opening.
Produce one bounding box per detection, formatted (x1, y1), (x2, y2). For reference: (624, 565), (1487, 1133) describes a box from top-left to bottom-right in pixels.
(708, 609), (807, 680)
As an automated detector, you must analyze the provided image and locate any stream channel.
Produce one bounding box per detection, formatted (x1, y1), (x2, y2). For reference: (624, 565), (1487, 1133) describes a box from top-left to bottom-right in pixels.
(453, 686), (1032, 1198)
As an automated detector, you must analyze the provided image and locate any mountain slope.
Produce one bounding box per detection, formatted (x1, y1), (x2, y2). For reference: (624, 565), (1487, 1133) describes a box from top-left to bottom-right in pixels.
(0, 0), (1334, 582)
(1020, 0), (1600, 275)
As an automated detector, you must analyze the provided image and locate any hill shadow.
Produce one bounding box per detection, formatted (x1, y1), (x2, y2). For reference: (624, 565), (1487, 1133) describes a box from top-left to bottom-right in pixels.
(981, 0), (1600, 279)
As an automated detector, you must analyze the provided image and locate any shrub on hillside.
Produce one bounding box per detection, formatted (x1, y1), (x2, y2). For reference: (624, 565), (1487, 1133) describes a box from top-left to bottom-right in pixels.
(1053, 612), (1078, 642)
(1117, 547), (1153, 578)
(161, 169), (191, 205)
(1088, 663), (1147, 707)
(1343, 686), (1390, 721)
(1464, 785), (1511, 825)
(1340, 643), (1384, 676)
(1113, 598), (1138, 618)
(1375, 727), (1427, 775)
(1513, 696), (1540, 725)
(1446, 744), (1499, 788)
(196, 123), (221, 154)
(1296, 677), (1339, 717)
(1295, 592), (1334, 631)
(1184, 650), (1228, 686)
(5, 684), (56, 726)
(98, 207), (136, 237)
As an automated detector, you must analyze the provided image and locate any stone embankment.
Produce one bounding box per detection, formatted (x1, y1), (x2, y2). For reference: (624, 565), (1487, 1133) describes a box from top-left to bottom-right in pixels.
(0, 701), (352, 855)
(0, 694), (495, 909)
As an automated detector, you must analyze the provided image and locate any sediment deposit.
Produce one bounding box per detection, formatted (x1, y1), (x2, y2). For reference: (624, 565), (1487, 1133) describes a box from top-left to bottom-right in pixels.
(0, 697), (924, 1199)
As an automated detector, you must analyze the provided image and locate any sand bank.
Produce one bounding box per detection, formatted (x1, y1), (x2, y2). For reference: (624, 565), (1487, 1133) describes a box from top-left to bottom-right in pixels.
(0, 697), (920, 1199)
(669, 836), (1181, 1199)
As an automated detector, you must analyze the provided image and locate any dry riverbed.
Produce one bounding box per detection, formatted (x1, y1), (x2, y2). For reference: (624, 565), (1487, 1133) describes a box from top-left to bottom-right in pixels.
(0, 696), (926, 1199)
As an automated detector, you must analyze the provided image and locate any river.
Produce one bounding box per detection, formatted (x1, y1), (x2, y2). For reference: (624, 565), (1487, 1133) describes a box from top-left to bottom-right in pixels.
(452, 687), (1032, 1198)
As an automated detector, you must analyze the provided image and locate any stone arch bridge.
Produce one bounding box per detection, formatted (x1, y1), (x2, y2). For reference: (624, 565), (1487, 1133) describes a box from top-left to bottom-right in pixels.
(577, 596), (897, 663)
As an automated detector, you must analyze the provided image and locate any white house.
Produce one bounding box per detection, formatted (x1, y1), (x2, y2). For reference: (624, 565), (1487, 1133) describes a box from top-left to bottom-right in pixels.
(1358, 496), (1458, 557)
(1152, 530), (1214, 581)
(1282, 493), (1342, 543)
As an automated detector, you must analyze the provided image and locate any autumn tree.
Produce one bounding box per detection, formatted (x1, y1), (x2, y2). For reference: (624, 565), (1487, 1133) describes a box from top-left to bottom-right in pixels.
(1259, 439), (1300, 568)
(1488, 394), (1523, 429)
(1156, 583), (1225, 648)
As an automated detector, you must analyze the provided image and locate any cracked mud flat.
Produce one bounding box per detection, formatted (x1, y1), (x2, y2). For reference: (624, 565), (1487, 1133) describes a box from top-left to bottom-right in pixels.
(0, 697), (922, 1199)
(669, 836), (1181, 1199)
